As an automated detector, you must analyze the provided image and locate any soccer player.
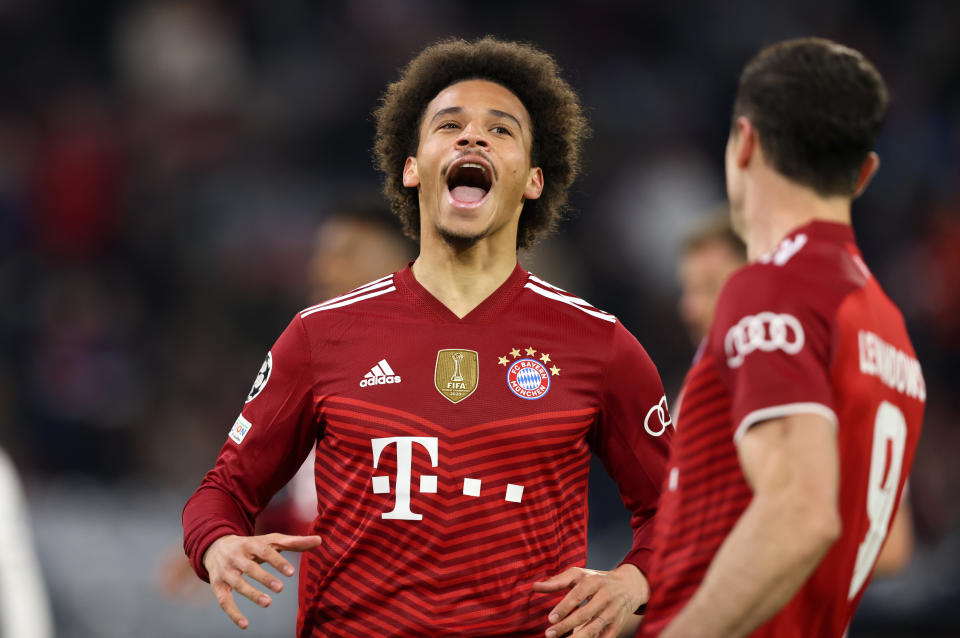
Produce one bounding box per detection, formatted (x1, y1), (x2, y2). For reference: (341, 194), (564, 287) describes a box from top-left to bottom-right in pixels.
(183, 37), (673, 637)
(639, 38), (925, 638)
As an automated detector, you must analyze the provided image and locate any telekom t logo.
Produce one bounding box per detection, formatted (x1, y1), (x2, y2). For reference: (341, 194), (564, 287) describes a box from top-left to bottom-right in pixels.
(370, 437), (438, 521)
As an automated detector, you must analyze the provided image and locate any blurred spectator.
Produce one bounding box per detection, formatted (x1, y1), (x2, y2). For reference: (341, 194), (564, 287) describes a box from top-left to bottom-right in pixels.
(675, 210), (746, 345)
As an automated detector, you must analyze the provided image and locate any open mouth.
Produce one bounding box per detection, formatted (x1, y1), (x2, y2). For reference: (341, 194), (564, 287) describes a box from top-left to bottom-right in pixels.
(446, 159), (493, 206)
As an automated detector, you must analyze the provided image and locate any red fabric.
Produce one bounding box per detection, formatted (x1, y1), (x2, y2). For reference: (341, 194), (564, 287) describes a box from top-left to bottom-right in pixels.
(640, 221), (926, 637)
(183, 263), (672, 637)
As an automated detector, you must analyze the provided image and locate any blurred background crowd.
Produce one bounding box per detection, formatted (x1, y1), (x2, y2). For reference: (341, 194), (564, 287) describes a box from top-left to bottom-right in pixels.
(0, 1), (957, 636)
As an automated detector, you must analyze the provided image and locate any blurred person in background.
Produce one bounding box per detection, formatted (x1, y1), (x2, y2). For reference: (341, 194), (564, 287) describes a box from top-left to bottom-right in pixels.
(161, 201), (414, 599)
(0, 447), (53, 638)
(676, 214), (747, 349)
(183, 37), (673, 637)
(640, 38), (925, 638)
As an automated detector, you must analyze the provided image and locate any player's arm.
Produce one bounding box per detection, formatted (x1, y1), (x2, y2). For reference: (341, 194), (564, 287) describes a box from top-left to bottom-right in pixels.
(182, 314), (322, 629)
(534, 321), (672, 638)
(660, 411), (840, 638)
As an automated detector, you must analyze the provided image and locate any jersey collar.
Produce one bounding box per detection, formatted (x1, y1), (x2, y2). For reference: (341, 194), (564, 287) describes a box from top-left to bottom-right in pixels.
(396, 261), (529, 323)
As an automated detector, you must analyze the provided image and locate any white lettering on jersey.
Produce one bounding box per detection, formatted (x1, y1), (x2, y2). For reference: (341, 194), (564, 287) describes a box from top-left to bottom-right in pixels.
(725, 312), (805, 368)
(644, 395), (672, 436)
(359, 359), (402, 388)
(370, 437), (438, 520)
(858, 330), (926, 401)
(760, 233), (808, 266)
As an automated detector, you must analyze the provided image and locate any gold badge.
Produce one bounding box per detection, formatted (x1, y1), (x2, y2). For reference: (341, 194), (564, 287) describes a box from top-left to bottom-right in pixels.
(435, 349), (479, 404)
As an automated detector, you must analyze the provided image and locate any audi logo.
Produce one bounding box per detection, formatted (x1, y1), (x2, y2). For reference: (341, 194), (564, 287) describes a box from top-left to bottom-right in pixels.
(644, 395), (672, 436)
(724, 312), (805, 368)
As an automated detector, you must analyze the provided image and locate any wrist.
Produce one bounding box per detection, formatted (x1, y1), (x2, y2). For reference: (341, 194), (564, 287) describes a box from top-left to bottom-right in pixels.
(202, 534), (237, 572)
(613, 563), (650, 611)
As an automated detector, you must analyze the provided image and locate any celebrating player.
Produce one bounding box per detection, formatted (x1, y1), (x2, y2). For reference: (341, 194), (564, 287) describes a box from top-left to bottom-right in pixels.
(640, 38), (925, 637)
(183, 37), (673, 637)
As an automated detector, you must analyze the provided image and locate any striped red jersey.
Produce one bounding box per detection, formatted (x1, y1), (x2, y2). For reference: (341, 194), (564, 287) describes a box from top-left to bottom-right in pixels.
(640, 221), (925, 637)
(183, 263), (673, 637)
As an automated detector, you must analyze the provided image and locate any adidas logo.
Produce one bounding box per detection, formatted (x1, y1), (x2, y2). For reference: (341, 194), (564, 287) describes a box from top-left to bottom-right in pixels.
(359, 359), (402, 388)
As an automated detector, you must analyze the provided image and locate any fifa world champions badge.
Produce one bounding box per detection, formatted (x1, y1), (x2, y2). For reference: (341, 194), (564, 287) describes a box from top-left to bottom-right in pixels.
(435, 349), (479, 403)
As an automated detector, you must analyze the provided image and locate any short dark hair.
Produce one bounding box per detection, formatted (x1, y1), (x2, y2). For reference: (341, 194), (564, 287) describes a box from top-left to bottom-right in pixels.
(732, 37), (888, 196)
(373, 37), (589, 249)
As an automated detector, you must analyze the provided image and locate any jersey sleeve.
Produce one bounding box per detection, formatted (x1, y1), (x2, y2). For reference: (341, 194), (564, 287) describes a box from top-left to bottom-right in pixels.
(709, 265), (837, 443)
(182, 314), (320, 581)
(590, 321), (673, 578)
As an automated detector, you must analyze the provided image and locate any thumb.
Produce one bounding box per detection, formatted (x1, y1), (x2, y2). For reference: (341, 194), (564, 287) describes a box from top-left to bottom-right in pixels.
(266, 534), (324, 552)
(532, 566), (580, 592)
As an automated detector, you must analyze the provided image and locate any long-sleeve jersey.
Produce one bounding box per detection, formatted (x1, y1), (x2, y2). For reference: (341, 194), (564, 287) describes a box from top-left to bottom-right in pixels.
(641, 221), (925, 637)
(184, 263), (672, 637)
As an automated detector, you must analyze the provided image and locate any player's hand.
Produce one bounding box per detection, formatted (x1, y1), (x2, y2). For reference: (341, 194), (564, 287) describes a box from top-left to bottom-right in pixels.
(533, 564), (649, 638)
(202, 532), (323, 630)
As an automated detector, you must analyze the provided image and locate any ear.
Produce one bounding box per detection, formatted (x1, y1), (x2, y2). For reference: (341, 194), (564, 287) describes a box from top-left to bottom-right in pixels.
(732, 116), (757, 169)
(523, 166), (544, 200)
(402, 157), (420, 188)
(852, 152), (880, 198)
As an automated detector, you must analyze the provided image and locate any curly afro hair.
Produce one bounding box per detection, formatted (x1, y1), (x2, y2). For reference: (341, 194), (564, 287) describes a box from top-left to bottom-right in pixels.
(373, 36), (589, 249)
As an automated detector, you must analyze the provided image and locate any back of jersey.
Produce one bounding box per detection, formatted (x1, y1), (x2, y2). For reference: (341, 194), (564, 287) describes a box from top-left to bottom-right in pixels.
(759, 223), (926, 636)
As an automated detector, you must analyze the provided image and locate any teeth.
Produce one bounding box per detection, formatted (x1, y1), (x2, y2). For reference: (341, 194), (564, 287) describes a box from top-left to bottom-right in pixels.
(461, 162), (486, 174)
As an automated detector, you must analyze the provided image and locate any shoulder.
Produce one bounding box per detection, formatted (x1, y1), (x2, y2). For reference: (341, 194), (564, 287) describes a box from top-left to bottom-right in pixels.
(717, 233), (865, 322)
(521, 273), (618, 326)
(298, 273), (401, 324)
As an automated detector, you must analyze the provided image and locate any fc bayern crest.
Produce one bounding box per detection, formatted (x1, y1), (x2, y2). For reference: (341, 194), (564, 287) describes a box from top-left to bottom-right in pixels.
(507, 359), (551, 400)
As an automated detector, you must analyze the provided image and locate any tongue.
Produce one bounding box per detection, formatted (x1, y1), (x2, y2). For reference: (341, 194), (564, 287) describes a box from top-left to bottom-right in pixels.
(451, 186), (487, 203)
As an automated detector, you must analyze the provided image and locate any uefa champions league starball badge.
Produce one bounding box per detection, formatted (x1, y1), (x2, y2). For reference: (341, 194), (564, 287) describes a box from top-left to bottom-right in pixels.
(246, 351), (272, 403)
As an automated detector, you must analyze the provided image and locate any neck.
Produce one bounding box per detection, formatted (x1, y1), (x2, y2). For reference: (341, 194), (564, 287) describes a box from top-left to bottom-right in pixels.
(411, 231), (518, 319)
(740, 169), (853, 261)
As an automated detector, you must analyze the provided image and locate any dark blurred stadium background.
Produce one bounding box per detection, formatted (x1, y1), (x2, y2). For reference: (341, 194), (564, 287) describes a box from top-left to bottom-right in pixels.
(0, 1), (957, 636)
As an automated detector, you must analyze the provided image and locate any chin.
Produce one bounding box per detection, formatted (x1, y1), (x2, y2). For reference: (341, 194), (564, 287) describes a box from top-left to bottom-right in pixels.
(436, 223), (489, 248)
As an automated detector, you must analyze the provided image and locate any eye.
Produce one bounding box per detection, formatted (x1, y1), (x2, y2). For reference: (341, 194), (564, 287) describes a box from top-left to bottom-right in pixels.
(438, 121), (460, 130)
(491, 125), (512, 136)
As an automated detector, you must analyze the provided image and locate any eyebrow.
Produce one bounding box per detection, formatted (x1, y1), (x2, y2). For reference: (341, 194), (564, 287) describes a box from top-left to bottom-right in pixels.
(430, 106), (524, 132)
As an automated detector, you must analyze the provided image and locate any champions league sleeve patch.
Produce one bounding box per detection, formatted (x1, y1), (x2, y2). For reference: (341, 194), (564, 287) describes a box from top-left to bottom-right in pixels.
(245, 351), (272, 403)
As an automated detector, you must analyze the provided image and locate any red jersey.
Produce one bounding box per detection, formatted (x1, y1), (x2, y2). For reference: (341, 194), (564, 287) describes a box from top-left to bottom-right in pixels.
(183, 263), (673, 637)
(640, 221), (925, 637)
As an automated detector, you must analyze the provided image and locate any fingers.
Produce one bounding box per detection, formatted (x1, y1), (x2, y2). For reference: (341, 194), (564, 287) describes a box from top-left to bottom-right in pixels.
(223, 567), (273, 607)
(258, 534), (323, 576)
(532, 566), (586, 592)
(264, 533), (324, 552)
(211, 580), (249, 630)
(547, 586), (609, 638)
(546, 571), (603, 627)
(243, 561), (285, 594)
(205, 533), (321, 630)
(570, 607), (626, 638)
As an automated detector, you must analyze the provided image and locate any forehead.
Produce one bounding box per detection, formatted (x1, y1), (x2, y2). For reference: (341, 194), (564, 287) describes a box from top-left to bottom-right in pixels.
(423, 79), (532, 128)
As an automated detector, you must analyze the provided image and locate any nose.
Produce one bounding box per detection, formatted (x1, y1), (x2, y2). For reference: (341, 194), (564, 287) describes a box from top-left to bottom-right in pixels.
(455, 124), (488, 149)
